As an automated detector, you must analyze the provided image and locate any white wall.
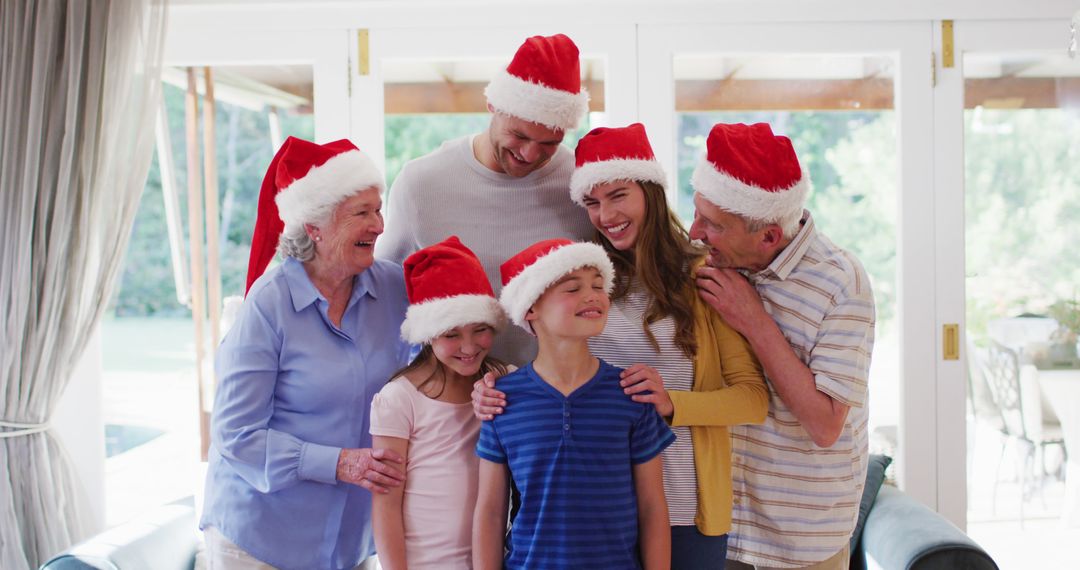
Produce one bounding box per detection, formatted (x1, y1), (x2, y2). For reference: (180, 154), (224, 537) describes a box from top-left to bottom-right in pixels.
(52, 327), (106, 534)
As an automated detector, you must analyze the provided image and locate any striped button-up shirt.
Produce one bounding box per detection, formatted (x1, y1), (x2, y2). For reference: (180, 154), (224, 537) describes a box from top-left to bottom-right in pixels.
(727, 212), (876, 568)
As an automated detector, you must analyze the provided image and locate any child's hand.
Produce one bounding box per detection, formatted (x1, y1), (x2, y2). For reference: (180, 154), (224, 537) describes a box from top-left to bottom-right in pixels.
(620, 364), (674, 417)
(471, 372), (507, 420)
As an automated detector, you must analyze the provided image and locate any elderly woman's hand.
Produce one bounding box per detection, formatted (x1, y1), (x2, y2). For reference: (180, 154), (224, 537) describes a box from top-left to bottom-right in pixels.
(336, 448), (405, 494)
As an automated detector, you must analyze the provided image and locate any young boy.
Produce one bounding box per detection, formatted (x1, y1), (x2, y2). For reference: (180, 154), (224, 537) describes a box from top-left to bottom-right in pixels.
(472, 238), (674, 570)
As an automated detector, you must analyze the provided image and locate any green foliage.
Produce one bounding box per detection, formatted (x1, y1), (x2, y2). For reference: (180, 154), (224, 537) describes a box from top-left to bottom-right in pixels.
(384, 113), (490, 189)
(964, 108), (1080, 337)
(110, 83), (314, 316)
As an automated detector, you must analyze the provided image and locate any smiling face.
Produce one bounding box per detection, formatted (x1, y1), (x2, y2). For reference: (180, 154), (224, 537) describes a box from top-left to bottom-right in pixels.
(581, 180), (647, 251)
(310, 187), (383, 275)
(486, 111), (565, 178)
(430, 322), (496, 378)
(688, 192), (773, 271)
(526, 266), (610, 339)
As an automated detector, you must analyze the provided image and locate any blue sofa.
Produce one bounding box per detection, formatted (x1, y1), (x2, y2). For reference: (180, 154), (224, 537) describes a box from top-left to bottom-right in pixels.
(39, 499), (197, 570)
(40, 477), (997, 570)
(853, 484), (998, 570)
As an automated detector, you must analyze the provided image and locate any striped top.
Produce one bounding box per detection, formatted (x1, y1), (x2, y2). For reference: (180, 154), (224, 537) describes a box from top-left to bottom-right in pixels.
(376, 135), (595, 367)
(588, 279), (698, 526)
(476, 360), (676, 569)
(726, 212), (876, 568)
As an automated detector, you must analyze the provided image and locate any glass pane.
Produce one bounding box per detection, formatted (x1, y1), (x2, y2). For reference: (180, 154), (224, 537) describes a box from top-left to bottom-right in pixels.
(674, 53), (900, 473)
(103, 65), (315, 526)
(963, 51), (1080, 567)
(382, 57), (606, 187)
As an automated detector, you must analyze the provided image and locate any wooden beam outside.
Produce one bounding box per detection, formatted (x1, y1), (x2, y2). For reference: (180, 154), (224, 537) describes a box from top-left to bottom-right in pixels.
(964, 77), (1080, 110)
(385, 79), (605, 114)
(382, 77), (1080, 115)
(676, 78), (896, 111)
(185, 67), (211, 462)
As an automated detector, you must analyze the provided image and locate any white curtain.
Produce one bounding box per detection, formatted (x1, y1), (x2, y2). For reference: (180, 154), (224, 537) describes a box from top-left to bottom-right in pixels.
(0, 1), (167, 567)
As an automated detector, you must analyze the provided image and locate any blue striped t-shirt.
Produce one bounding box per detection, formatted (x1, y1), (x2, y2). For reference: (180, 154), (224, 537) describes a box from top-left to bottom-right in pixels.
(476, 359), (676, 569)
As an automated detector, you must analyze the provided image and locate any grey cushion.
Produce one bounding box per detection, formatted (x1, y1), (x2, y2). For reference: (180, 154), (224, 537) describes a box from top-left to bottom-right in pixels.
(851, 453), (892, 555)
(40, 499), (198, 570)
(861, 485), (998, 570)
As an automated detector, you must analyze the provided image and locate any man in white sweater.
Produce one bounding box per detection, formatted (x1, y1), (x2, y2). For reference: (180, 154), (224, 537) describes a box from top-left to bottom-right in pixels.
(377, 34), (595, 365)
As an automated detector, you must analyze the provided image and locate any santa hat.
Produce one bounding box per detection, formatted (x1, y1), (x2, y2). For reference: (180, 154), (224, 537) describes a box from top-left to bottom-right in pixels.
(246, 136), (384, 294)
(690, 123), (810, 229)
(484, 34), (589, 132)
(569, 123), (667, 206)
(400, 236), (507, 344)
(499, 239), (614, 333)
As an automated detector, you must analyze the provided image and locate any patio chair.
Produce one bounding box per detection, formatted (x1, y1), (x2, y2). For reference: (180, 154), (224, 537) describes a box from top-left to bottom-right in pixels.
(981, 340), (1067, 525)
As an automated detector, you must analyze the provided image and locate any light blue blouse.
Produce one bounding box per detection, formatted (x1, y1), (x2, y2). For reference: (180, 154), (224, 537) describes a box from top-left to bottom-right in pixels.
(200, 256), (410, 570)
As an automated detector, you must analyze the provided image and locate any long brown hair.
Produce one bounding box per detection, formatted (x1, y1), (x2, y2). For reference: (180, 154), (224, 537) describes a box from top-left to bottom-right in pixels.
(387, 343), (509, 399)
(596, 180), (704, 359)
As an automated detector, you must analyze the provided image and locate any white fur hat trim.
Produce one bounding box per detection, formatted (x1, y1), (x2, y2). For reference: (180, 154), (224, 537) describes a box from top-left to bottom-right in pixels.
(274, 150), (385, 230)
(690, 160), (810, 226)
(569, 158), (668, 206)
(400, 294), (507, 345)
(499, 242), (615, 334)
(484, 69), (589, 132)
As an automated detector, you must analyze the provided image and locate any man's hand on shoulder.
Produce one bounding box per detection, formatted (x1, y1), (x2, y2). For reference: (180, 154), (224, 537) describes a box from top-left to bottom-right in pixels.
(695, 266), (771, 337)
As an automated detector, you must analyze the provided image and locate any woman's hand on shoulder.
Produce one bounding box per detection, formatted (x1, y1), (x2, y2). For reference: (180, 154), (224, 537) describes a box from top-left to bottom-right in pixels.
(620, 364), (674, 418)
(471, 371), (507, 421)
(337, 448), (405, 493)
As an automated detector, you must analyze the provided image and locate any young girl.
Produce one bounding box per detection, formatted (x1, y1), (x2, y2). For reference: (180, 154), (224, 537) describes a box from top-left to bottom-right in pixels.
(475, 124), (768, 569)
(370, 236), (509, 570)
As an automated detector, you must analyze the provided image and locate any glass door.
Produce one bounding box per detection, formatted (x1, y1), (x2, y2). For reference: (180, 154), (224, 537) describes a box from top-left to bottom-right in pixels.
(638, 21), (938, 507)
(937, 18), (1080, 567)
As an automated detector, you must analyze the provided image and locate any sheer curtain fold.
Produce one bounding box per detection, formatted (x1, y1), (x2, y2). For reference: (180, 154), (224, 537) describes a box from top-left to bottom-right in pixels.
(0, 1), (167, 568)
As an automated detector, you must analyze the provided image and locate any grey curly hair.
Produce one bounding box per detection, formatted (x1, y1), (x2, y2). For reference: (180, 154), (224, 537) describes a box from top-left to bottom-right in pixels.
(276, 209), (333, 262)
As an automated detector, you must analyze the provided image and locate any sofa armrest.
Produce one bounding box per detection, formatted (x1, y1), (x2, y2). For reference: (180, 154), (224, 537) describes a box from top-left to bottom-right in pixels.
(860, 485), (997, 570)
(39, 499), (198, 570)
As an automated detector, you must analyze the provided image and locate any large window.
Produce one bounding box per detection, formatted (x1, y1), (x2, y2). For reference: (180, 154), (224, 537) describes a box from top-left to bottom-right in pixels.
(102, 68), (314, 525)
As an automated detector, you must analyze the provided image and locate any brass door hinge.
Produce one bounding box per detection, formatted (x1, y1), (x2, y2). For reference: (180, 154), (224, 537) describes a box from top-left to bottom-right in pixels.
(942, 20), (955, 68)
(943, 324), (960, 360)
(357, 29), (370, 76)
(931, 51), (937, 88)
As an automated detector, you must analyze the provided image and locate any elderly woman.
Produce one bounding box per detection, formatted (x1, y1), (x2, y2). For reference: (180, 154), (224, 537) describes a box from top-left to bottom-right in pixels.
(200, 137), (411, 570)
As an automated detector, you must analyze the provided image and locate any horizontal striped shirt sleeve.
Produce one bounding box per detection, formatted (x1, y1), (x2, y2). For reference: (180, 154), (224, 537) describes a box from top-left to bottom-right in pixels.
(809, 273), (875, 409)
(630, 406), (677, 465)
(476, 416), (507, 463)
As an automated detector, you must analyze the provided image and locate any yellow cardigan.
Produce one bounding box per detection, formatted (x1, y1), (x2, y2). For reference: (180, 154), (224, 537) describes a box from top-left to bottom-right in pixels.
(666, 294), (769, 536)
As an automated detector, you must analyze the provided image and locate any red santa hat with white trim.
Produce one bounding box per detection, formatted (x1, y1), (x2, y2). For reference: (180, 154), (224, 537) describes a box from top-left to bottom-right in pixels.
(569, 122), (667, 205)
(484, 34), (589, 132)
(690, 123), (810, 233)
(499, 239), (614, 334)
(400, 236), (507, 344)
(246, 136), (384, 294)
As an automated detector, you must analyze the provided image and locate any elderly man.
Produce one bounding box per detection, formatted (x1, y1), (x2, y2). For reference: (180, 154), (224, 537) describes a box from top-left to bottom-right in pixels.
(688, 123), (876, 570)
(377, 33), (594, 366)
